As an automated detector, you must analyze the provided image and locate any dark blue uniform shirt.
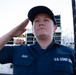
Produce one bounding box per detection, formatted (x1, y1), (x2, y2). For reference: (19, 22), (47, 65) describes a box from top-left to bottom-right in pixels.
(0, 40), (74, 75)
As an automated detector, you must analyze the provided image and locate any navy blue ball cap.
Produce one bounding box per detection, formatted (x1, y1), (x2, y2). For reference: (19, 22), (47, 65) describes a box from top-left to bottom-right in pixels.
(28, 6), (56, 25)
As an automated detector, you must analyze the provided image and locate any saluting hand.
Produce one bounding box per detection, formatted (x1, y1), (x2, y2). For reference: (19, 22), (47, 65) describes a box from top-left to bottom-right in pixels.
(9, 18), (29, 37)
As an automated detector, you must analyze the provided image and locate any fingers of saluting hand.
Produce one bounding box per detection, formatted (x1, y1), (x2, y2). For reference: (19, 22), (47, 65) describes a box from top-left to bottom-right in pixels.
(19, 18), (29, 28)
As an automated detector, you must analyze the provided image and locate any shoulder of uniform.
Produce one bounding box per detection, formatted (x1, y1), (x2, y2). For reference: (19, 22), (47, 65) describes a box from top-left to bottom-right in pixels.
(59, 44), (74, 54)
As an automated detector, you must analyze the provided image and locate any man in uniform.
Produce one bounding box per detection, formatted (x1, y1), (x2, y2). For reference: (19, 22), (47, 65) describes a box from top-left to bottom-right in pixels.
(0, 6), (74, 75)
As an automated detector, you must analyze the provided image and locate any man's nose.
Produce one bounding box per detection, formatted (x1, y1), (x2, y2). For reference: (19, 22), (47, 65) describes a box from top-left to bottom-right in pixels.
(39, 21), (44, 26)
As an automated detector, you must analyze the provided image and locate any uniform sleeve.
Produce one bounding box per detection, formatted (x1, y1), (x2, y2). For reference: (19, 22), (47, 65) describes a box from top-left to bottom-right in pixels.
(68, 48), (75, 75)
(70, 48), (75, 65)
(0, 46), (14, 64)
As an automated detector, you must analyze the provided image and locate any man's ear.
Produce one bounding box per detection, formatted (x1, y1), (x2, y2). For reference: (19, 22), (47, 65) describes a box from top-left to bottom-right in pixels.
(54, 25), (57, 32)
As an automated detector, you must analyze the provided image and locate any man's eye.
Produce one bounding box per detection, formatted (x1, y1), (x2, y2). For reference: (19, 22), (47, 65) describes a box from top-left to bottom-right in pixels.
(44, 19), (49, 21)
(35, 20), (39, 22)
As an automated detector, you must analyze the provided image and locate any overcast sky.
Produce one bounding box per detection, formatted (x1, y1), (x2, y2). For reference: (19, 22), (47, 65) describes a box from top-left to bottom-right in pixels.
(0, 0), (74, 37)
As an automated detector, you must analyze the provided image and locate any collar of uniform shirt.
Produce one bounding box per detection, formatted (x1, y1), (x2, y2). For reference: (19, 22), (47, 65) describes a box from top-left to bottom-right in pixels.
(30, 39), (59, 55)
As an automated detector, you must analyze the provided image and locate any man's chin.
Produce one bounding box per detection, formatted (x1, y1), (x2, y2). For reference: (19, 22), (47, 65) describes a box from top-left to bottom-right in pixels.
(37, 34), (48, 39)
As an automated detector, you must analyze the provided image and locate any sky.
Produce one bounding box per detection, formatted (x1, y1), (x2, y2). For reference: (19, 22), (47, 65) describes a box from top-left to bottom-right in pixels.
(0, 0), (74, 37)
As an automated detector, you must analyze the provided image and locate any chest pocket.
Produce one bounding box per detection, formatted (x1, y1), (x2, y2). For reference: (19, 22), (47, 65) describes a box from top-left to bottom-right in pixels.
(13, 56), (34, 75)
(52, 62), (73, 74)
(52, 53), (74, 74)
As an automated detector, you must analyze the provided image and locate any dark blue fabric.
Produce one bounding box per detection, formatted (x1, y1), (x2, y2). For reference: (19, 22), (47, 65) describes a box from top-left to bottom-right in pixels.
(0, 40), (74, 75)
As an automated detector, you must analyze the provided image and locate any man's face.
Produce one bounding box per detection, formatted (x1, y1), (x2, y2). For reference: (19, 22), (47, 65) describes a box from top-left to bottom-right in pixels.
(32, 13), (57, 39)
